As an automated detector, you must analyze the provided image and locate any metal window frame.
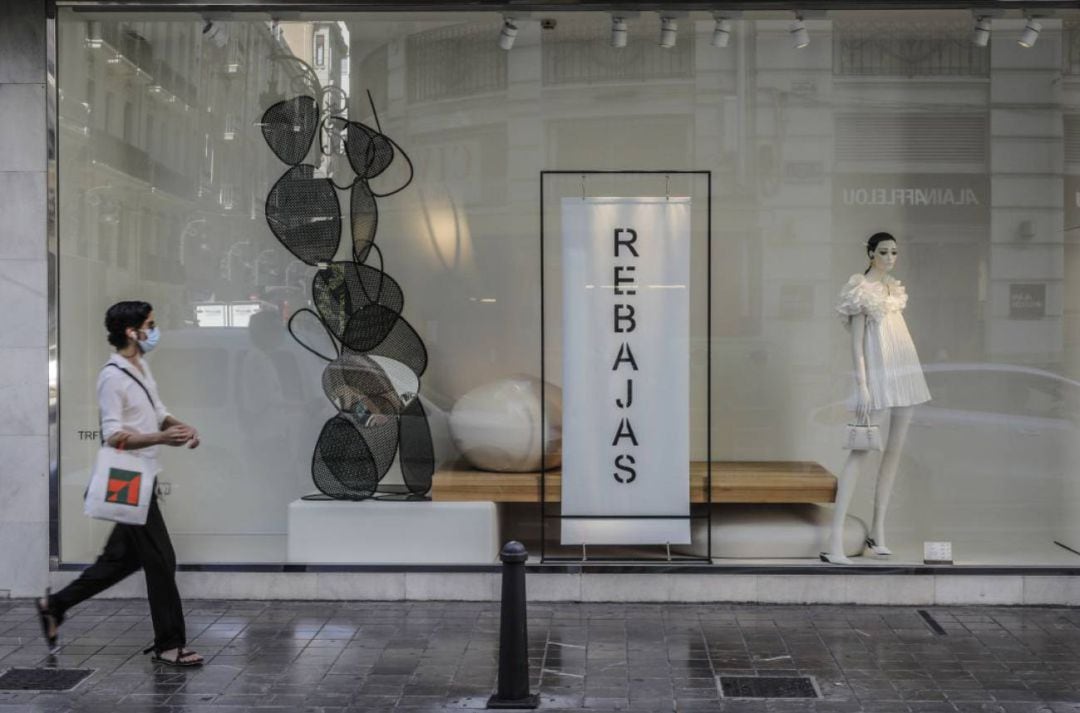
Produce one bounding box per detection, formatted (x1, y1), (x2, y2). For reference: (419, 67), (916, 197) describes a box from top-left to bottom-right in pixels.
(48, 3), (61, 570)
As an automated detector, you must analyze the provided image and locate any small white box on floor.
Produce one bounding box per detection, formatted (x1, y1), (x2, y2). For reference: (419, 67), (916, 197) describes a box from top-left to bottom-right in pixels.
(287, 499), (500, 564)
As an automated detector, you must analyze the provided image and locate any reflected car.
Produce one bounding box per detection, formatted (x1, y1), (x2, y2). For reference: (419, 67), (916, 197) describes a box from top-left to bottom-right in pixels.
(811, 363), (1080, 550)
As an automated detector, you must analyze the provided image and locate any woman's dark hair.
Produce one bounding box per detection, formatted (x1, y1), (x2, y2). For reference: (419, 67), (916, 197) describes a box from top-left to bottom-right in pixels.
(864, 232), (897, 274)
(105, 301), (153, 349)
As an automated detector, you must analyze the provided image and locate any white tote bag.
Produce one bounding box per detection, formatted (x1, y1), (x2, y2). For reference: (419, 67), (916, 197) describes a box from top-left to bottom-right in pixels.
(84, 447), (160, 525)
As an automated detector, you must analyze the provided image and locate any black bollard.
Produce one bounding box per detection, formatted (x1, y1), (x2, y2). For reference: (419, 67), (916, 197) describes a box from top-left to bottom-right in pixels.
(487, 541), (539, 709)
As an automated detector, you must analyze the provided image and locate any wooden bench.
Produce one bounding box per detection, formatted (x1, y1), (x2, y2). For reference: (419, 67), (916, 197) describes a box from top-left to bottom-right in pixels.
(431, 461), (837, 504)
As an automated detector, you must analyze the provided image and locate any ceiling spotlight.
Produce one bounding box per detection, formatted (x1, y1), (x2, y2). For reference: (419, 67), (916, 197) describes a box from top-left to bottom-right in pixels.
(972, 16), (991, 47)
(498, 17), (518, 50)
(611, 16), (628, 48)
(659, 16), (677, 49)
(1018, 17), (1041, 48)
(790, 16), (809, 49)
(712, 17), (732, 48)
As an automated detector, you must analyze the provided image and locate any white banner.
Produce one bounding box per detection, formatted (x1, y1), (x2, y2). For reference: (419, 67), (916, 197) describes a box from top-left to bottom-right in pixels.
(560, 197), (691, 545)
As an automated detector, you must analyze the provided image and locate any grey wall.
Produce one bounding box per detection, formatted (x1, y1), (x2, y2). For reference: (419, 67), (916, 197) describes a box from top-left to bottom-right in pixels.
(0, 0), (49, 597)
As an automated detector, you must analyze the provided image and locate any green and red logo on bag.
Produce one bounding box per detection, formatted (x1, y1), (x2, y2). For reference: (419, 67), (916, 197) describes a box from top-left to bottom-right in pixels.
(105, 468), (142, 506)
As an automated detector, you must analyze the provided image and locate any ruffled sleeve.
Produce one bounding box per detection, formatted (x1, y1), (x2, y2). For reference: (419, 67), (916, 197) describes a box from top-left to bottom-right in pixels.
(836, 274), (888, 323)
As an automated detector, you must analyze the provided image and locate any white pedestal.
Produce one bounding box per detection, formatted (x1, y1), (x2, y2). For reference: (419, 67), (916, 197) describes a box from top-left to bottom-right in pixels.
(287, 499), (500, 564)
(696, 505), (868, 559)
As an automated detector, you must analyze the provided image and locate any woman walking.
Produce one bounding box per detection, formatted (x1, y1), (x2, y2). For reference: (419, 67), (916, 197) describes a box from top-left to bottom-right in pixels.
(37, 301), (204, 666)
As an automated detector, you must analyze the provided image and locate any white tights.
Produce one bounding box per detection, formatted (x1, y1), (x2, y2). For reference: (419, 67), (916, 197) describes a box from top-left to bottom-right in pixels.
(826, 406), (914, 561)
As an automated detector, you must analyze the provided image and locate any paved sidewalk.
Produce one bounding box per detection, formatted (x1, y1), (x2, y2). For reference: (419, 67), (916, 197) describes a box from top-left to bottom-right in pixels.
(0, 598), (1079, 712)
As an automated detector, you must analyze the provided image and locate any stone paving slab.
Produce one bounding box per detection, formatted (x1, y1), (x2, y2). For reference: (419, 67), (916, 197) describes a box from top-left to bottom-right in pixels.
(0, 599), (1078, 712)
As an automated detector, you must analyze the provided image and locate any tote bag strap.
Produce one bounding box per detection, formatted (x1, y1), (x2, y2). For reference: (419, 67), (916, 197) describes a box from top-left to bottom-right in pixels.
(98, 363), (157, 445)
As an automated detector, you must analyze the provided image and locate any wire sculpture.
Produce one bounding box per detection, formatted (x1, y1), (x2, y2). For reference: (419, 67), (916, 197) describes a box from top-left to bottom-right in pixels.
(260, 84), (434, 501)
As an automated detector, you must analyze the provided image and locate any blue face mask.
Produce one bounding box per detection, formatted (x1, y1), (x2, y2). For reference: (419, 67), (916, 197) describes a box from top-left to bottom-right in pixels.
(136, 327), (161, 354)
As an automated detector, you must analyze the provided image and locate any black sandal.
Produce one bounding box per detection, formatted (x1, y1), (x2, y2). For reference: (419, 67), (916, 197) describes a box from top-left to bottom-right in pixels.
(35, 589), (60, 653)
(147, 647), (204, 667)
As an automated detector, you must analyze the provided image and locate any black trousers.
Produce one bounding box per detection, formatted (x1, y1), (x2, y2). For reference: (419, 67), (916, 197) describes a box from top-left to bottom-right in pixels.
(51, 496), (186, 652)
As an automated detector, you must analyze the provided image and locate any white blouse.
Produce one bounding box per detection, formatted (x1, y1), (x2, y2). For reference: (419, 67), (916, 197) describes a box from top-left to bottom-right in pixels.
(836, 274), (931, 410)
(97, 353), (170, 462)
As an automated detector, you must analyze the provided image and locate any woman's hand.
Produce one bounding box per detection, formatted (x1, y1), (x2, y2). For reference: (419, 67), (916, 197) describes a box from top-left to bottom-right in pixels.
(856, 385), (872, 425)
(186, 427), (200, 449)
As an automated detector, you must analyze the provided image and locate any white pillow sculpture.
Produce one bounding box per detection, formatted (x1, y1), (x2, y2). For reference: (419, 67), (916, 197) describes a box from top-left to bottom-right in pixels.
(449, 376), (562, 472)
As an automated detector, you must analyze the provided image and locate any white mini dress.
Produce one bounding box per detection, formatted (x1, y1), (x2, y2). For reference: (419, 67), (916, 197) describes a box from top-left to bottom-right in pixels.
(836, 274), (931, 410)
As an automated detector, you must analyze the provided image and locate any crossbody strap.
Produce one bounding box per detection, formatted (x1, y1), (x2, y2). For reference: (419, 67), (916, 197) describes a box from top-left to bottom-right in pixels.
(106, 362), (156, 409)
(99, 362), (157, 446)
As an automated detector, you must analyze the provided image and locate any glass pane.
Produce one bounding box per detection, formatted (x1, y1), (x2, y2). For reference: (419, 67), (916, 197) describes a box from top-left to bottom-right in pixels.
(56, 9), (1080, 566)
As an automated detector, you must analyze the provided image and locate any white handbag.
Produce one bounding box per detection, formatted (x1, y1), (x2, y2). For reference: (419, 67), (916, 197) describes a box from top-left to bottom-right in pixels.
(843, 422), (882, 452)
(84, 446), (159, 525)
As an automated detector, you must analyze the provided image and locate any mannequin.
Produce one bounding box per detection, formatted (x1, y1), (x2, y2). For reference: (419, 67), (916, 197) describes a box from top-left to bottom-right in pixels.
(822, 232), (931, 565)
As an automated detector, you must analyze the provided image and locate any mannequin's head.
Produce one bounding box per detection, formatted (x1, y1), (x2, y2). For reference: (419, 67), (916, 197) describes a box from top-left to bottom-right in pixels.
(865, 232), (898, 275)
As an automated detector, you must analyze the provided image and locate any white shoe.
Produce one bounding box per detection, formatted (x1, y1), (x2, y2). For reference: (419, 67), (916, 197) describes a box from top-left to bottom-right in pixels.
(865, 538), (893, 556)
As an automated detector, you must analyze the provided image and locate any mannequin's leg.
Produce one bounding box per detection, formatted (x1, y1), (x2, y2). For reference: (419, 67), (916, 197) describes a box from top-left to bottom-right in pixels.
(824, 449), (870, 564)
(869, 406), (914, 553)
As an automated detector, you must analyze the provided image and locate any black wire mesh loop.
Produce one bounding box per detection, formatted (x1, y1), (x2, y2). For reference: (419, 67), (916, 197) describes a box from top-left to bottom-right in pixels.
(342, 304), (402, 353)
(323, 350), (404, 416)
(369, 133), (416, 198)
(260, 96), (319, 166)
(345, 121), (395, 179)
(398, 396), (435, 495)
(286, 307), (340, 362)
(363, 315), (429, 378)
(312, 262), (404, 339)
(351, 179), (379, 264)
(350, 410), (400, 484)
(263, 86), (431, 502)
(265, 164), (341, 265)
(312, 415), (380, 500)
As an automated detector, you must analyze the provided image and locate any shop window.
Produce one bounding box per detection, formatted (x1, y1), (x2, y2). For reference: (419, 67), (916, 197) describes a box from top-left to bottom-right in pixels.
(55, 10), (1080, 567)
